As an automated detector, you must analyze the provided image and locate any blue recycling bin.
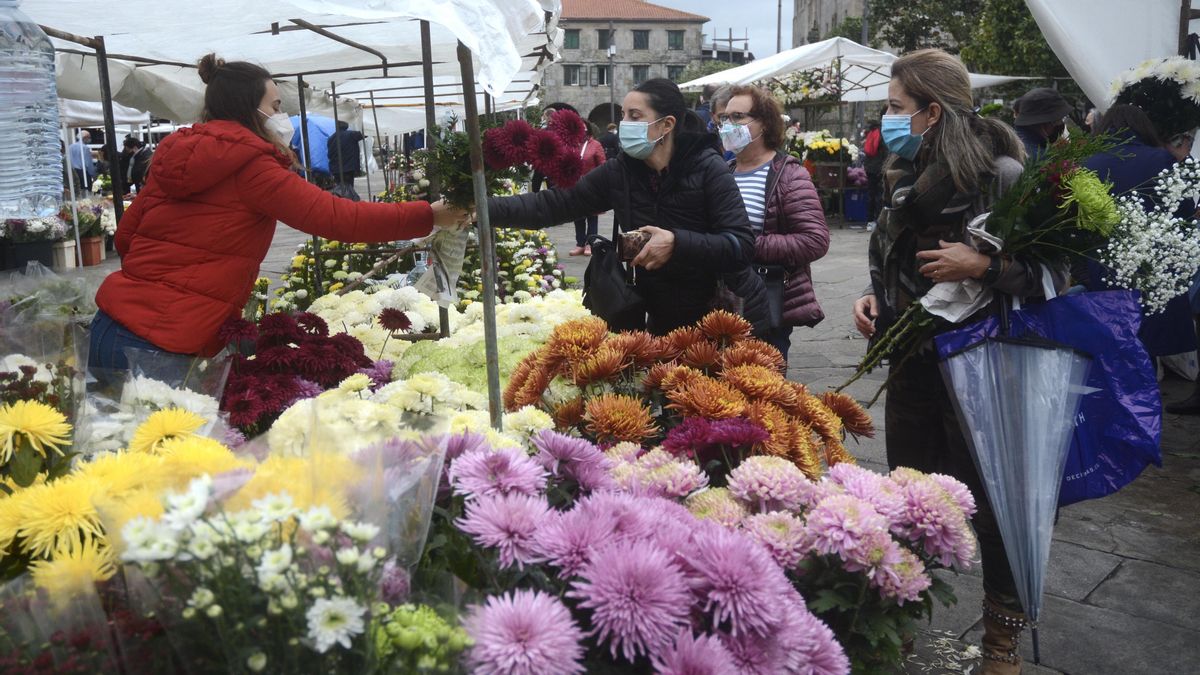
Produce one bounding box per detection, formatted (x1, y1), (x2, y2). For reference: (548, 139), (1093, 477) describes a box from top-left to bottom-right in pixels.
(843, 188), (868, 223)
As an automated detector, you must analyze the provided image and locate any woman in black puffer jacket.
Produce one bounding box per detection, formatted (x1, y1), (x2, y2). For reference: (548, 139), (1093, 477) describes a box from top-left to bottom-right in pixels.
(486, 79), (767, 335)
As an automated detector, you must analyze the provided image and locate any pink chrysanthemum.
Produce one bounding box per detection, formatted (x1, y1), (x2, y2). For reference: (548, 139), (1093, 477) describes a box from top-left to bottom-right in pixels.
(532, 506), (617, 579)
(726, 455), (815, 513)
(688, 524), (789, 638)
(531, 430), (616, 491)
(897, 477), (978, 569)
(685, 488), (749, 528)
(651, 630), (739, 675)
(571, 540), (694, 662)
(827, 463), (907, 531)
(456, 493), (550, 569)
(358, 359), (394, 390)
(928, 472), (977, 518)
(619, 453), (708, 499)
(464, 589), (585, 675)
(604, 441), (643, 464)
(576, 491), (657, 542)
(780, 601), (852, 675)
(801, 494), (893, 571)
(450, 446), (548, 498)
(444, 431), (492, 463)
(869, 543), (931, 604)
(742, 511), (807, 569)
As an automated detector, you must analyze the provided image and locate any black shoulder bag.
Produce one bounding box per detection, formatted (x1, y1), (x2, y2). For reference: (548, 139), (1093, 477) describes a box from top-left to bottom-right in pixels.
(582, 169), (646, 331)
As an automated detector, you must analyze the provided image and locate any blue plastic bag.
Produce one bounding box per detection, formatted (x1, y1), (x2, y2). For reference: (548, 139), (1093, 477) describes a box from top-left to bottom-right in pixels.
(934, 290), (1161, 506)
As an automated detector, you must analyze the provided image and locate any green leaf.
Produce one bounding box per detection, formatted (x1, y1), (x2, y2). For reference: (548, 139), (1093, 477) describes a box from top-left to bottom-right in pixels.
(9, 444), (44, 487)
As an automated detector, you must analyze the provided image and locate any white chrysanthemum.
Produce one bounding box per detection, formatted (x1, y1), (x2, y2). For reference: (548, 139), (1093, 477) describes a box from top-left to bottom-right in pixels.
(298, 506), (339, 532)
(337, 373), (372, 393)
(306, 596), (367, 653)
(0, 354), (52, 383)
(253, 492), (298, 523)
(340, 521), (380, 543)
(502, 405), (554, 442)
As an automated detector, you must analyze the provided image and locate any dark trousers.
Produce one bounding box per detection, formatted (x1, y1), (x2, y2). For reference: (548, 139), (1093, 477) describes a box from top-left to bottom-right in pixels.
(885, 354), (1022, 611)
(866, 170), (884, 222)
(766, 325), (793, 362)
(574, 214), (599, 247)
(89, 309), (173, 372)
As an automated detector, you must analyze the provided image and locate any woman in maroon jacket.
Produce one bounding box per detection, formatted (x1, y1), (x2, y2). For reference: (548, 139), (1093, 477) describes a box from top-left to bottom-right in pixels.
(715, 85), (830, 360)
(91, 54), (470, 370)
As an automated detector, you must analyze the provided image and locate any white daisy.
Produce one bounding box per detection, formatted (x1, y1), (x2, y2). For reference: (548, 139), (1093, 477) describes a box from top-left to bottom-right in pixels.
(305, 596), (366, 653)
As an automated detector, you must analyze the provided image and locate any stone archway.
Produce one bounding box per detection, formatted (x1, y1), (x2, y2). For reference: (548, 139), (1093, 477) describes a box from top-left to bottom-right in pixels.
(587, 103), (622, 132)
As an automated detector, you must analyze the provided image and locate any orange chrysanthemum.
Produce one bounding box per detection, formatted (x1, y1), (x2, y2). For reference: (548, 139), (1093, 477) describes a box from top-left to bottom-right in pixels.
(584, 394), (658, 444)
(789, 420), (823, 480)
(777, 382), (810, 417)
(680, 340), (722, 370)
(697, 310), (752, 344)
(667, 377), (747, 420)
(606, 331), (664, 367)
(572, 345), (630, 387)
(721, 364), (791, 403)
(658, 365), (705, 394)
(721, 339), (787, 374)
(511, 363), (554, 409)
(796, 394), (844, 442)
(544, 317), (610, 365)
(662, 326), (707, 358)
(504, 352), (539, 410)
(822, 436), (856, 467)
(821, 392), (876, 439)
(553, 397), (586, 429)
(745, 401), (794, 458)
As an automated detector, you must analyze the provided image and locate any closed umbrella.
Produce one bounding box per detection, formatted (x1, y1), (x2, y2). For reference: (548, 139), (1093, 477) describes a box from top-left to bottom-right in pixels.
(938, 333), (1091, 662)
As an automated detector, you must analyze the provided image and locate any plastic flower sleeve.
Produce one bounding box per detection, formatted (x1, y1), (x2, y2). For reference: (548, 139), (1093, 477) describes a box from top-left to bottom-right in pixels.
(349, 435), (448, 568)
(415, 228), (470, 308)
(0, 574), (121, 672)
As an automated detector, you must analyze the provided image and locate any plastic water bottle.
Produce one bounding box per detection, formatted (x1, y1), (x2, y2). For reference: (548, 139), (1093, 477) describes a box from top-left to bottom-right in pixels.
(408, 250), (429, 285)
(0, 0), (62, 218)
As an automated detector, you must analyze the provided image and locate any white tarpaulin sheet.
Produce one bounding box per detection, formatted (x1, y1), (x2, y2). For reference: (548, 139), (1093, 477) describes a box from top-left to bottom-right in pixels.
(679, 36), (1029, 102)
(1025, 0), (1196, 109)
(58, 98), (150, 127)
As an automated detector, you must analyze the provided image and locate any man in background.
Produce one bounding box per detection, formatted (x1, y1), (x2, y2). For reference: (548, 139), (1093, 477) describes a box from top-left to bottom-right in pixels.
(121, 136), (154, 194)
(328, 120), (365, 201)
(1013, 87), (1073, 164)
(67, 130), (97, 196)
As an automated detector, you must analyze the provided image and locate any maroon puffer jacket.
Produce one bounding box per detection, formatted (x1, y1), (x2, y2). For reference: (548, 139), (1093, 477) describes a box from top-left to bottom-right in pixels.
(755, 152), (830, 327)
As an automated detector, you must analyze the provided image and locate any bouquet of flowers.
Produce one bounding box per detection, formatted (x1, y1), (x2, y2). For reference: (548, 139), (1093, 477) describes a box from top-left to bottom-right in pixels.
(62, 200), (116, 239)
(483, 110), (590, 188)
(89, 174), (112, 195)
(0, 216), (68, 243)
(787, 129), (860, 163)
(1109, 56), (1200, 139)
(411, 115), (523, 210)
(763, 67), (840, 107)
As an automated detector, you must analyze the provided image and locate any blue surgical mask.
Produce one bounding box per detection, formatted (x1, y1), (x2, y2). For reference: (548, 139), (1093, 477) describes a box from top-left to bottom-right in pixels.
(619, 118), (665, 160)
(881, 108), (927, 161)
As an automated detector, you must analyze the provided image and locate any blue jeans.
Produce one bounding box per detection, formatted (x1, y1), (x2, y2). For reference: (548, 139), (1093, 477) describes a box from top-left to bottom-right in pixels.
(766, 326), (793, 363)
(89, 309), (172, 372)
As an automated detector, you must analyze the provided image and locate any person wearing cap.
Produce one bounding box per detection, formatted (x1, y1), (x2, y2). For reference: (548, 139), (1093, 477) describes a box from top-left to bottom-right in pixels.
(1013, 87), (1073, 163)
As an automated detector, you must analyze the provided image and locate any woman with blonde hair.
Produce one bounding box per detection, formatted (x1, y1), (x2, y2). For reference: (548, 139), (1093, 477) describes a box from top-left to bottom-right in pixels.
(850, 49), (1060, 673)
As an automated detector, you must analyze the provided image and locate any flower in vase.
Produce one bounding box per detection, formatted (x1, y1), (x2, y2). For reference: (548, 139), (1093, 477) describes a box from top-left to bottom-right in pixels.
(571, 539), (693, 661)
(464, 589), (585, 675)
(0, 400), (71, 462)
(306, 595), (367, 653)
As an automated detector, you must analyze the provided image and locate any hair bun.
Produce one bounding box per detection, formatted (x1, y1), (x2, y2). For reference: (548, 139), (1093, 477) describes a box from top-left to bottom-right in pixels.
(197, 53), (226, 85)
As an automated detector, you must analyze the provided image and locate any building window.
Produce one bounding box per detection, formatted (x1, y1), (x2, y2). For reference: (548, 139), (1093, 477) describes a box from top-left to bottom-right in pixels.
(667, 30), (684, 50)
(597, 29), (612, 50)
(632, 65), (650, 85)
(594, 65), (610, 87)
(633, 30), (650, 50)
(667, 65), (685, 82)
(562, 64), (582, 86)
(563, 29), (580, 49)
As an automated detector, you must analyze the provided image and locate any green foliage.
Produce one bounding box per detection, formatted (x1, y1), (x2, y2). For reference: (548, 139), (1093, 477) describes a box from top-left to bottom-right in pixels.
(418, 116), (522, 210)
(959, 0), (1068, 77)
(678, 59), (738, 86)
(869, 0), (983, 53)
(827, 16), (865, 44)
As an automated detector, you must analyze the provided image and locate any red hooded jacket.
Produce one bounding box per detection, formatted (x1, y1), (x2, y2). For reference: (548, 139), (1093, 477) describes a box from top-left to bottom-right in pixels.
(96, 120), (433, 356)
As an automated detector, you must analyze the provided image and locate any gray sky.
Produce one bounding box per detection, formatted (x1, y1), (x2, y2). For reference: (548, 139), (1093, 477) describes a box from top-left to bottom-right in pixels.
(669, 0), (796, 57)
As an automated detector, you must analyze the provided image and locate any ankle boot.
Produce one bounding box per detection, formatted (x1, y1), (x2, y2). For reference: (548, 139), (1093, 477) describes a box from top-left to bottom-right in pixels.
(979, 597), (1026, 674)
(1166, 379), (1200, 414)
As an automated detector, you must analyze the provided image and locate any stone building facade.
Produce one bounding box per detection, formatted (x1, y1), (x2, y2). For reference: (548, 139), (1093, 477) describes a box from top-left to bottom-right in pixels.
(792, 0), (861, 46)
(540, 0), (709, 129)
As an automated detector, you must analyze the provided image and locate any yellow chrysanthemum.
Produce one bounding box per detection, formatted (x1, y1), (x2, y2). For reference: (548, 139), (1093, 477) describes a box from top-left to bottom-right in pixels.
(157, 436), (248, 488)
(0, 400), (72, 463)
(99, 489), (166, 552)
(128, 408), (206, 454)
(73, 451), (164, 496)
(0, 492), (25, 553)
(16, 477), (105, 558)
(30, 536), (116, 603)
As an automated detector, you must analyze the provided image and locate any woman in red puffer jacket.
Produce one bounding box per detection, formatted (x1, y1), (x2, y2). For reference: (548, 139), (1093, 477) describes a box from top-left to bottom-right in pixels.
(92, 54), (470, 369)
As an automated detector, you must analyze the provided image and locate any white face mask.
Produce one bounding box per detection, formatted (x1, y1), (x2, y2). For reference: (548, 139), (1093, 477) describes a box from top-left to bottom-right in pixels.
(258, 109), (293, 142)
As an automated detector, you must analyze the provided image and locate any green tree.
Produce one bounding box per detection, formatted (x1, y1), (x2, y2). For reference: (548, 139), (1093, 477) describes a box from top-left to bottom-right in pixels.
(959, 0), (1068, 77)
(868, 0), (982, 53)
(827, 16), (866, 44)
(677, 59), (738, 85)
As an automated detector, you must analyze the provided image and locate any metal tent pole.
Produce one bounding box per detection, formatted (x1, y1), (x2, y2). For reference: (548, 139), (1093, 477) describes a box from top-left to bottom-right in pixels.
(297, 75), (322, 291)
(456, 41), (502, 429)
(420, 20), (451, 338)
(330, 81), (346, 191)
(93, 35), (124, 221)
(62, 124), (83, 267)
(369, 91), (386, 191)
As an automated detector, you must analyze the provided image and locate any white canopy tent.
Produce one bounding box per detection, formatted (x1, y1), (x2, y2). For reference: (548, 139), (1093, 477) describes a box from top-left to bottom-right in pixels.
(1025, 0), (1199, 111)
(58, 98), (150, 127)
(678, 37), (1031, 101)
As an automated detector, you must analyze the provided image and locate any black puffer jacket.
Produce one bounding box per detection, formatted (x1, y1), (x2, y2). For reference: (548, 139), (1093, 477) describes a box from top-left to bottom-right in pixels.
(487, 132), (766, 334)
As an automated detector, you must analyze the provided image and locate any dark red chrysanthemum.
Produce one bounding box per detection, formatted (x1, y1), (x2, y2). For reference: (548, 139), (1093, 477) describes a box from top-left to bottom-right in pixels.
(257, 312), (299, 338)
(484, 127), (516, 169)
(547, 109), (588, 146)
(295, 312), (329, 336)
(528, 129), (566, 167)
(549, 153), (584, 188)
(378, 308), (413, 332)
(216, 317), (258, 346)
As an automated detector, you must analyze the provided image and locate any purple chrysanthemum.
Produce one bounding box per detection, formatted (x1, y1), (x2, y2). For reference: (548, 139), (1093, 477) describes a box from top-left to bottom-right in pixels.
(576, 491), (657, 542)
(897, 477), (978, 569)
(651, 630), (739, 675)
(288, 377), (324, 405)
(742, 511), (807, 569)
(661, 417), (712, 459)
(928, 472), (977, 518)
(444, 431), (492, 463)
(532, 506), (618, 579)
(456, 493), (550, 569)
(531, 430), (616, 491)
(379, 559), (411, 604)
(570, 540), (694, 662)
(777, 600), (851, 675)
(687, 523), (789, 638)
(706, 417), (771, 448)
(686, 488), (749, 529)
(726, 455), (816, 513)
(801, 494), (893, 571)
(827, 463), (907, 531)
(359, 359), (394, 389)
(869, 542), (931, 604)
(450, 446), (548, 498)
(464, 589), (585, 675)
(616, 449), (708, 498)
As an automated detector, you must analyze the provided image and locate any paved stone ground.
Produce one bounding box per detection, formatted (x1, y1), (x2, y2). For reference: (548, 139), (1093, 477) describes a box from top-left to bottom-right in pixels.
(69, 178), (1200, 674)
